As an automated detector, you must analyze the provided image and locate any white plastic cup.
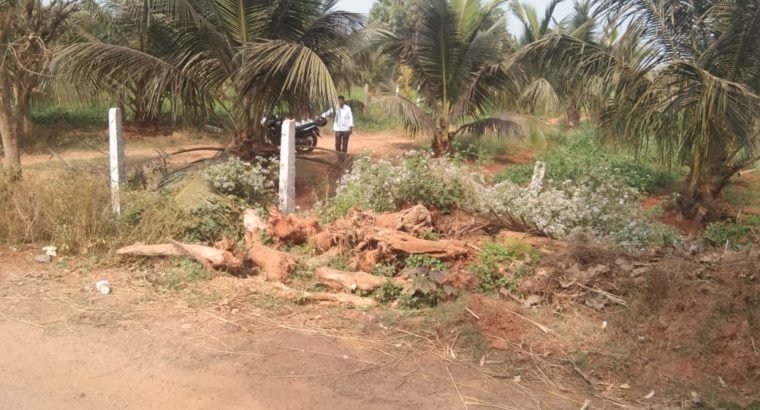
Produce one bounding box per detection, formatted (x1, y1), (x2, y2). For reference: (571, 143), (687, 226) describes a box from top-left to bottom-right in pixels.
(96, 280), (111, 295)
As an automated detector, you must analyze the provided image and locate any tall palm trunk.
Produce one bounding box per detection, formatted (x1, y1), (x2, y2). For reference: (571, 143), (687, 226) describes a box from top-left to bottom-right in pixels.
(566, 96), (580, 128)
(678, 149), (741, 219)
(432, 118), (451, 157)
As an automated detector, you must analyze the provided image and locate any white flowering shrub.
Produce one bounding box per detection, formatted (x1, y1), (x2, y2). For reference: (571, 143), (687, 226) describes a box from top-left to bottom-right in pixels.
(319, 153), (681, 249)
(204, 157), (278, 205)
(482, 175), (682, 248)
(317, 152), (484, 221)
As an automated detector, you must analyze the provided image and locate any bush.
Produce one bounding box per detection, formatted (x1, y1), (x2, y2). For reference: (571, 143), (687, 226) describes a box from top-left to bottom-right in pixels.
(496, 129), (676, 194)
(318, 153), (681, 249)
(0, 172), (117, 253)
(317, 152), (485, 221)
(484, 175), (682, 249)
(204, 157), (278, 205)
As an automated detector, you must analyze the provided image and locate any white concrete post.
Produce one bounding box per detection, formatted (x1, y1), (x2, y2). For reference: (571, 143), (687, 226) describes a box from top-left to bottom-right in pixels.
(363, 83), (369, 106)
(109, 108), (125, 215)
(279, 119), (296, 214)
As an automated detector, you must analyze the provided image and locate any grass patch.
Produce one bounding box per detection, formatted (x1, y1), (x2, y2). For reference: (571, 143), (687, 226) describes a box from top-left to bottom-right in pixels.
(496, 125), (677, 194)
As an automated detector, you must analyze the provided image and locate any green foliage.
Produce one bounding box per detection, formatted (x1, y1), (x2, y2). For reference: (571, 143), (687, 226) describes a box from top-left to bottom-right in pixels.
(32, 101), (111, 126)
(182, 200), (245, 244)
(406, 254), (448, 272)
(701, 221), (758, 249)
(204, 157), (278, 205)
(376, 282), (404, 304)
(470, 240), (538, 294)
(353, 104), (403, 132)
(496, 128), (676, 194)
(371, 263), (398, 278)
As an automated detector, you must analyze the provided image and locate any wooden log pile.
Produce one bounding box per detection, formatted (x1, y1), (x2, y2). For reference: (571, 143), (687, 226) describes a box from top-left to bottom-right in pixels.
(117, 205), (483, 308)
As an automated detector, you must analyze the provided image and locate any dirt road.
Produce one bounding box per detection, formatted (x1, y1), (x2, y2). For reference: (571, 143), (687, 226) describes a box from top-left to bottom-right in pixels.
(20, 130), (420, 168)
(0, 250), (582, 410)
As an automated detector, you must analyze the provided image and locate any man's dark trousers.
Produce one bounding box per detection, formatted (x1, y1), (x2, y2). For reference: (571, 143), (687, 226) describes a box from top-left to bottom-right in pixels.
(335, 131), (350, 153)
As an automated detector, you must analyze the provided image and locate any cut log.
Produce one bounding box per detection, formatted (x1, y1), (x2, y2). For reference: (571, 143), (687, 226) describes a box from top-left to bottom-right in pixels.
(370, 228), (469, 259)
(247, 239), (296, 282)
(497, 231), (566, 249)
(243, 210), (297, 282)
(117, 243), (183, 257)
(116, 241), (243, 272)
(373, 204), (433, 234)
(267, 208), (322, 245)
(253, 281), (378, 308)
(316, 267), (386, 292)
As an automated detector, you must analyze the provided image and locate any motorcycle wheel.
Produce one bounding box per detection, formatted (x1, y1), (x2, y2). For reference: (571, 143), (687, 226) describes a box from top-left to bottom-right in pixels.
(296, 131), (318, 154)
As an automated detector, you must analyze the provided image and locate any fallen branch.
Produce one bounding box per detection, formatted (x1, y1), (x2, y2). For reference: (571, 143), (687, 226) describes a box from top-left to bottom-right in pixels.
(315, 267), (408, 292)
(370, 228), (469, 259)
(504, 307), (552, 334)
(116, 241), (242, 272)
(253, 281), (377, 308)
(577, 284), (628, 307)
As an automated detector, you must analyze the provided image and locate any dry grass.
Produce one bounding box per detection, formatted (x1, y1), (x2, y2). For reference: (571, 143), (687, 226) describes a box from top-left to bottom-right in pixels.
(0, 170), (187, 254)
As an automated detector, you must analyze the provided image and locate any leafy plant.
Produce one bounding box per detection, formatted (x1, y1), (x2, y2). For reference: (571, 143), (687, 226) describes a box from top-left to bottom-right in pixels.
(204, 157), (278, 205)
(701, 222), (753, 249)
(160, 258), (212, 290)
(182, 200), (245, 244)
(470, 240), (538, 294)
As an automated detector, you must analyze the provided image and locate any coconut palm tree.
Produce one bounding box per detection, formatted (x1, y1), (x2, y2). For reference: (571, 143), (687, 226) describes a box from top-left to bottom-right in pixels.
(53, 0), (365, 148)
(510, 0), (564, 46)
(516, 0), (760, 216)
(377, 0), (524, 156)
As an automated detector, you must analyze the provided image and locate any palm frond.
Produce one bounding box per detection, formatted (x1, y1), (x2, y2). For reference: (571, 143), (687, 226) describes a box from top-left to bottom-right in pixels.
(519, 78), (560, 115)
(453, 114), (526, 140)
(52, 42), (212, 118)
(374, 94), (435, 136)
(540, 0), (564, 36)
(237, 39), (340, 120)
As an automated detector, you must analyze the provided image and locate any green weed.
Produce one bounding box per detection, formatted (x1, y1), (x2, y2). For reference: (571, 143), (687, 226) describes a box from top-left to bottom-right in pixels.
(701, 221), (758, 248)
(496, 128), (677, 194)
(470, 240), (539, 294)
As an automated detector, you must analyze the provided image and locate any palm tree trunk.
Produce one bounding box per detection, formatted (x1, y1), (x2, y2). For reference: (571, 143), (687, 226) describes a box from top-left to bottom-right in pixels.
(678, 158), (740, 219)
(566, 96), (580, 128)
(431, 118), (451, 157)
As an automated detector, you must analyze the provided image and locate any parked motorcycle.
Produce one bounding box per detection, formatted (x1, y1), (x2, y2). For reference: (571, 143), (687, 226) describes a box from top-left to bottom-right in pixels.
(263, 114), (326, 154)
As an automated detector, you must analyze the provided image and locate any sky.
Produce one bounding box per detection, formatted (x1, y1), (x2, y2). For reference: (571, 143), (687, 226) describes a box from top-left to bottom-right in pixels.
(335, 0), (575, 35)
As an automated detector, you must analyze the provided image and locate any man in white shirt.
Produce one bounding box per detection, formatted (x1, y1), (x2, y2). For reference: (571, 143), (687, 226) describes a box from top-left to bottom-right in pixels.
(322, 95), (354, 153)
